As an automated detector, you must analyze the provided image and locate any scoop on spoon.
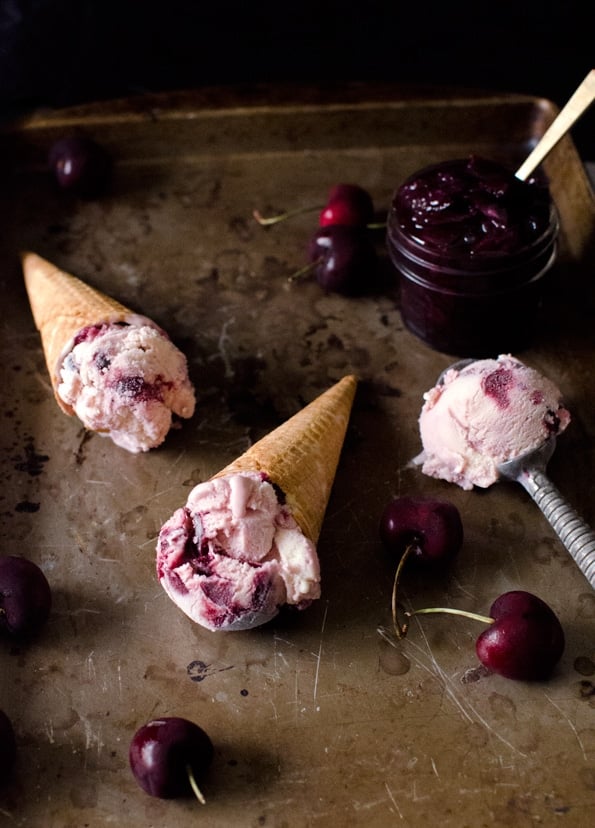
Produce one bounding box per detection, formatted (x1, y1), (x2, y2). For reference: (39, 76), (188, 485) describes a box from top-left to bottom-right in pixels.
(515, 68), (595, 181)
(436, 359), (595, 590)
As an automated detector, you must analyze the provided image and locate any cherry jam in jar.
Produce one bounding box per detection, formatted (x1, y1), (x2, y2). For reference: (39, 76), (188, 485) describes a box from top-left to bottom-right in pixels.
(386, 155), (559, 356)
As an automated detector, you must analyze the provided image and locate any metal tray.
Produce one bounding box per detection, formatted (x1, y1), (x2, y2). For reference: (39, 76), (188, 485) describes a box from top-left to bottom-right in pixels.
(1, 85), (594, 827)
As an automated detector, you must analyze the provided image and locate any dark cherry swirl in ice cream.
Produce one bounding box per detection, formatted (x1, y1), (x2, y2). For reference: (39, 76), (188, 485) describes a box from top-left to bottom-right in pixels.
(156, 471), (320, 631)
(58, 321), (195, 452)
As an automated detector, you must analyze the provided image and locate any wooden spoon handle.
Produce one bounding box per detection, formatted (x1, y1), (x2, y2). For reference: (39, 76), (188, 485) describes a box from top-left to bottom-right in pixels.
(515, 69), (595, 180)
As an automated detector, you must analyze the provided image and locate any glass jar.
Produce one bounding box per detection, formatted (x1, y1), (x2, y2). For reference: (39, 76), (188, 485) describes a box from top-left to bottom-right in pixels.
(386, 156), (559, 357)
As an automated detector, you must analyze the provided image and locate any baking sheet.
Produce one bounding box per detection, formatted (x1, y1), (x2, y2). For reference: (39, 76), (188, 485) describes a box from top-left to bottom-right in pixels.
(1, 86), (595, 827)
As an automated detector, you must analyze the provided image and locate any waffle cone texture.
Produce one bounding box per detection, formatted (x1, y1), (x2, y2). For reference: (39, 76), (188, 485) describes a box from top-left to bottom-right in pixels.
(21, 251), (154, 414)
(214, 374), (357, 543)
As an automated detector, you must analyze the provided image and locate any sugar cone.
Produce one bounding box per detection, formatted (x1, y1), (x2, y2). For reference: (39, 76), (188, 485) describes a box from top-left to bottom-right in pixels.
(21, 251), (154, 414)
(214, 374), (357, 543)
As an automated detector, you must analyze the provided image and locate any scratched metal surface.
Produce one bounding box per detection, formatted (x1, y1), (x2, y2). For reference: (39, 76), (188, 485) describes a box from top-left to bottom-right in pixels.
(1, 87), (595, 827)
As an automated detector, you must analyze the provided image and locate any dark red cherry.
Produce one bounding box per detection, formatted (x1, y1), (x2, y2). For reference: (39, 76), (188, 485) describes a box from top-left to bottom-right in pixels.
(0, 710), (17, 779)
(319, 184), (375, 227)
(379, 496), (463, 566)
(0, 555), (52, 640)
(129, 717), (214, 800)
(476, 591), (565, 680)
(308, 225), (378, 295)
(48, 135), (111, 197)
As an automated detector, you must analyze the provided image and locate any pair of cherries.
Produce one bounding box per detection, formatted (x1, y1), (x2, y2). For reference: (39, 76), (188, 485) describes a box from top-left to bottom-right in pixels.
(255, 183), (380, 295)
(379, 496), (565, 681)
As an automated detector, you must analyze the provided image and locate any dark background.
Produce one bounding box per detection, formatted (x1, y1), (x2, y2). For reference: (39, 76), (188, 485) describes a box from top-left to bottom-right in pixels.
(1, 1), (593, 156)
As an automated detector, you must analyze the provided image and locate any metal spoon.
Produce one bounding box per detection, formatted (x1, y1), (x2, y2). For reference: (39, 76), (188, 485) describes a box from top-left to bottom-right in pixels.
(498, 441), (595, 589)
(435, 359), (595, 590)
(515, 68), (595, 181)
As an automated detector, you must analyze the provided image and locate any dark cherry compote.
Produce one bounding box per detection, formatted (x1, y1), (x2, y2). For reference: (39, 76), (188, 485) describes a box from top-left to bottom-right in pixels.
(387, 155), (559, 356)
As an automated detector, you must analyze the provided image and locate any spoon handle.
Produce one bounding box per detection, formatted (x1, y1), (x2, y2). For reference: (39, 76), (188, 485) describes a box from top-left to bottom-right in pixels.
(516, 467), (595, 589)
(515, 69), (595, 181)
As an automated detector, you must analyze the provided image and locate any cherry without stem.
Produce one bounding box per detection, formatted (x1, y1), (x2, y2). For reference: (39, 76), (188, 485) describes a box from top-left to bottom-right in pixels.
(129, 717), (214, 801)
(48, 135), (111, 198)
(0, 555), (52, 640)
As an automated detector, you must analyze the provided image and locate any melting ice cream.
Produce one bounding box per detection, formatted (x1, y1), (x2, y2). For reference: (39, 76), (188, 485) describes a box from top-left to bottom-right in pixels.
(157, 471), (320, 631)
(155, 374), (358, 632)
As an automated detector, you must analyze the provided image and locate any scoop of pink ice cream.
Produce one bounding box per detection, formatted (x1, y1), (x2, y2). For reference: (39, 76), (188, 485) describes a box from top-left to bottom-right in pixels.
(156, 471), (320, 631)
(58, 321), (195, 452)
(418, 354), (571, 490)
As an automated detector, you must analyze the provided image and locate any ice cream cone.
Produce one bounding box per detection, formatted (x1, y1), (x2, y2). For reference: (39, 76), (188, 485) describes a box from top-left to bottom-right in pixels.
(21, 251), (154, 414)
(214, 374), (357, 543)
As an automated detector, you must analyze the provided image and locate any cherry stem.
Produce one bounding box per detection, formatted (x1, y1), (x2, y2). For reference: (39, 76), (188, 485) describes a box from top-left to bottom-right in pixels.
(186, 764), (206, 805)
(382, 542), (494, 642)
(389, 542), (416, 639)
(287, 259), (320, 283)
(253, 204), (323, 226)
(409, 607), (495, 625)
(253, 206), (387, 230)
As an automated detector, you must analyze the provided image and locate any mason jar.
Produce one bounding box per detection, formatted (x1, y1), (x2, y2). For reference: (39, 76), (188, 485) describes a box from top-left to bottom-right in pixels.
(386, 156), (559, 357)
